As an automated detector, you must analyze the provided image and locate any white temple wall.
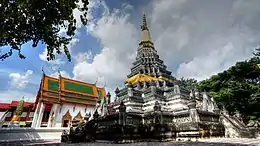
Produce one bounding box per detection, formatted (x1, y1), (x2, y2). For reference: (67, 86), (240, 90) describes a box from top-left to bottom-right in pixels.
(54, 103), (95, 127)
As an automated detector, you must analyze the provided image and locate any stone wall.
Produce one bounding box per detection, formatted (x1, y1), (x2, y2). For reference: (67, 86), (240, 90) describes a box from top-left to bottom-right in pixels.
(0, 127), (69, 142)
(55, 103), (95, 127)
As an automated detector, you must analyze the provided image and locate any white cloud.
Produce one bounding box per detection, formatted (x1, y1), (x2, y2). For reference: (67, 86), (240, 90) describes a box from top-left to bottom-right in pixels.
(73, 2), (138, 92)
(9, 70), (33, 89)
(177, 43), (255, 81)
(39, 38), (79, 63)
(72, 0), (260, 100)
(150, 0), (260, 79)
(39, 38), (79, 74)
(0, 90), (35, 103)
(50, 70), (72, 79)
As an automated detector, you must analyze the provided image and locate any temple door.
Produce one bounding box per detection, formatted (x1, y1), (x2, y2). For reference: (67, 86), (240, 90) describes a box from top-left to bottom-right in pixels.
(62, 110), (72, 127)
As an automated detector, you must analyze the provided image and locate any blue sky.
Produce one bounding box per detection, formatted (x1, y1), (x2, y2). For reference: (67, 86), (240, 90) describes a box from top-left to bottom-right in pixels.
(1, 0), (260, 102)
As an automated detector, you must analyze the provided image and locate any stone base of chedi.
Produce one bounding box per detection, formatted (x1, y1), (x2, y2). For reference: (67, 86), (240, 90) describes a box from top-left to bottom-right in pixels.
(61, 100), (256, 144)
(61, 101), (224, 143)
(61, 13), (257, 143)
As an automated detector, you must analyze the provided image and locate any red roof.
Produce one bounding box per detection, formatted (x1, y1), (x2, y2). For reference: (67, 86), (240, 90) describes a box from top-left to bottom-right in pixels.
(0, 103), (11, 110)
(0, 101), (34, 111)
(9, 101), (34, 108)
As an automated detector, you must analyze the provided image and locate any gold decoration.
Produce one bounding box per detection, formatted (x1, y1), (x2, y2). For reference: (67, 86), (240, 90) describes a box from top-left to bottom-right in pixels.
(73, 111), (83, 121)
(62, 110), (72, 127)
(125, 74), (163, 84)
(158, 76), (174, 83)
(11, 115), (20, 122)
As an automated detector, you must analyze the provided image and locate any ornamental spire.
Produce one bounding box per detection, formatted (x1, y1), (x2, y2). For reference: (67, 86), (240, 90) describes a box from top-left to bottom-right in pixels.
(141, 13), (148, 31)
(140, 12), (152, 43)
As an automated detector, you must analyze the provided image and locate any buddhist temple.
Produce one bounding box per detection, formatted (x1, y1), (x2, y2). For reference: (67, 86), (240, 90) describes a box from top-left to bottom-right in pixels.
(0, 99), (35, 127)
(61, 13), (254, 143)
(31, 72), (106, 128)
(0, 72), (106, 128)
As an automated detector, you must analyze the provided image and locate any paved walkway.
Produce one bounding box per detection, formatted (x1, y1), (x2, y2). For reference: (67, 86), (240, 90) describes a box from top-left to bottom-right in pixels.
(199, 138), (260, 146)
(0, 138), (259, 146)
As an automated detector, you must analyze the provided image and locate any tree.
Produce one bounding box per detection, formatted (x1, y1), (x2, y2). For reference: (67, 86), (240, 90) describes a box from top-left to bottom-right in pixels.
(0, 0), (89, 61)
(253, 47), (260, 57)
(179, 77), (198, 90)
(198, 57), (260, 123)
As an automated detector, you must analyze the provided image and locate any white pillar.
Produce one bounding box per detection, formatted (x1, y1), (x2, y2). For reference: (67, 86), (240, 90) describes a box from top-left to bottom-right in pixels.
(31, 102), (41, 128)
(47, 104), (60, 127)
(36, 102), (45, 127)
(47, 104), (55, 127)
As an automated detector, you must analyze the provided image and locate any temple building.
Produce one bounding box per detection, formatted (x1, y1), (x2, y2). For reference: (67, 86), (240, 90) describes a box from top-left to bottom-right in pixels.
(61, 14), (255, 143)
(85, 13), (254, 140)
(0, 99), (35, 127)
(113, 13), (217, 114)
(0, 73), (106, 128)
(31, 73), (106, 128)
(79, 13), (226, 140)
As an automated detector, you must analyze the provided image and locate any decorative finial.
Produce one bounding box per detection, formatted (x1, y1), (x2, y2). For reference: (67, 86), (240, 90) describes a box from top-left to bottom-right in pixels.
(94, 76), (99, 85)
(41, 65), (45, 74)
(58, 68), (61, 76)
(141, 12), (148, 31)
(115, 87), (120, 94)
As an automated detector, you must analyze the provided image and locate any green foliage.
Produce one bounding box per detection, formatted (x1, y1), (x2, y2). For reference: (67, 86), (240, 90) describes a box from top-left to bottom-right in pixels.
(179, 77), (198, 90)
(0, 0), (89, 61)
(198, 57), (260, 122)
(253, 47), (260, 57)
(179, 57), (260, 122)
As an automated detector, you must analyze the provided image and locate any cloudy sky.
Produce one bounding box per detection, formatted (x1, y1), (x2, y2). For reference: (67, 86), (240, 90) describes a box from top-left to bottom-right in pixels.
(1, 0), (259, 103)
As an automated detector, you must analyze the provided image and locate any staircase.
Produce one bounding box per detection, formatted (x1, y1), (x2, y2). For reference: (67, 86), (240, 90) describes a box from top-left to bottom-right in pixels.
(220, 114), (254, 138)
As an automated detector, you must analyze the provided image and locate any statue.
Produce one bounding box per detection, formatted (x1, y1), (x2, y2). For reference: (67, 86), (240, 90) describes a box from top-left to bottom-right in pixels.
(202, 91), (209, 111)
(174, 85), (180, 94)
(207, 95), (214, 112)
(194, 88), (199, 99)
(189, 89), (194, 99)
(153, 101), (162, 124)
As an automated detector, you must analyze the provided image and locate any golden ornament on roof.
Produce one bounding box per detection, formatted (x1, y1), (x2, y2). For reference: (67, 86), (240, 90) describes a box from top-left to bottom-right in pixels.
(125, 74), (163, 84)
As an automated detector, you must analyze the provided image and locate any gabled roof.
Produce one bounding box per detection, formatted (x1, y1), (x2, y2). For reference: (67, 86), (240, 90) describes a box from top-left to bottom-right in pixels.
(0, 101), (34, 110)
(0, 103), (11, 110)
(9, 101), (34, 108)
(38, 73), (106, 106)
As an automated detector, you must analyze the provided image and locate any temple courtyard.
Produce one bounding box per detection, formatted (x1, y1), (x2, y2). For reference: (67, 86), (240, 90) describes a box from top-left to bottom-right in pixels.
(1, 138), (260, 146)
(0, 10), (259, 146)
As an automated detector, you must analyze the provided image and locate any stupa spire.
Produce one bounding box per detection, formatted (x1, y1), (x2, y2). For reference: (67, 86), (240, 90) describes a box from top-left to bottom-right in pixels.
(141, 13), (148, 31)
(140, 12), (152, 43)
